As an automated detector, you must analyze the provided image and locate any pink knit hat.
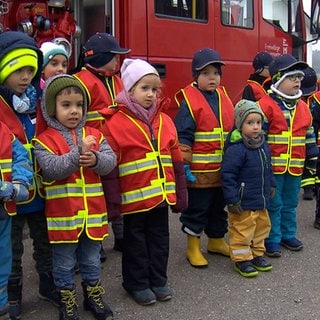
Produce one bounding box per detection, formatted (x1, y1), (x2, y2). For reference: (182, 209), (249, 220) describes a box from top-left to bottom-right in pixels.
(120, 58), (159, 91)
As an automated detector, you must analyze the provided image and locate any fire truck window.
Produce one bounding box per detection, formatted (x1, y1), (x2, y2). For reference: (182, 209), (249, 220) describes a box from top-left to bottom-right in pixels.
(155, 0), (208, 21)
(262, 0), (288, 32)
(221, 0), (253, 28)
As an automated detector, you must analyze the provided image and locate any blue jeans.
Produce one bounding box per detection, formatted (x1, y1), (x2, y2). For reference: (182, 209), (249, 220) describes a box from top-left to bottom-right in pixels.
(266, 173), (301, 244)
(52, 232), (101, 289)
(0, 217), (11, 307)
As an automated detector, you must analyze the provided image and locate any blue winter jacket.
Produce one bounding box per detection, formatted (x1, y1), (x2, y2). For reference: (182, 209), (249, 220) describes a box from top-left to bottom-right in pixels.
(221, 129), (275, 210)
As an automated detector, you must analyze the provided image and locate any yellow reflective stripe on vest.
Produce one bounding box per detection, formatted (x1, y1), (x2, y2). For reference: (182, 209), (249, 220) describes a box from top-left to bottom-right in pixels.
(45, 183), (103, 199)
(289, 158), (305, 168)
(192, 151), (223, 164)
(291, 136), (305, 146)
(267, 133), (289, 144)
(119, 153), (158, 176)
(121, 183), (163, 204)
(86, 110), (105, 122)
(0, 158), (12, 173)
(194, 127), (223, 142)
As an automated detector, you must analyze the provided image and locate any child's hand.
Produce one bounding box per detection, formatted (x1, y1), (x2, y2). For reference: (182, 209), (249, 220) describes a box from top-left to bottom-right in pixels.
(79, 151), (97, 167)
(81, 135), (96, 154)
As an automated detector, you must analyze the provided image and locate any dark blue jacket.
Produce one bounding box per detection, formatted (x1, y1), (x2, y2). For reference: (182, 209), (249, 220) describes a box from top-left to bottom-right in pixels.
(221, 129), (275, 210)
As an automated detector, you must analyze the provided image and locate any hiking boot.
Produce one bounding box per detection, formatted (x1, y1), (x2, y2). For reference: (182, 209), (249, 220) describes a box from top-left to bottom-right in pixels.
(129, 289), (156, 306)
(303, 187), (314, 200)
(59, 287), (79, 320)
(39, 272), (60, 306)
(265, 242), (282, 257)
(234, 261), (258, 278)
(82, 280), (113, 320)
(151, 286), (172, 302)
(8, 276), (22, 320)
(251, 256), (272, 272)
(281, 238), (303, 251)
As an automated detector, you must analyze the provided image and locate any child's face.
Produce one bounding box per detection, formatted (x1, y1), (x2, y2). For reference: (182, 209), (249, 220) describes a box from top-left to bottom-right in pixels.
(130, 74), (160, 109)
(55, 89), (84, 129)
(42, 55), (68, 80)
(197, 64), (221, 92)
(241, 112), (262, 139)
(277, 73), (303, 96)
(4, 66), (34, 95)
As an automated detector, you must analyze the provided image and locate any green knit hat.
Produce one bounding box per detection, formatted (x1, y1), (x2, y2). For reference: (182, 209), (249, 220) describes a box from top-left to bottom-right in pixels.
(44, 74), (87, 117)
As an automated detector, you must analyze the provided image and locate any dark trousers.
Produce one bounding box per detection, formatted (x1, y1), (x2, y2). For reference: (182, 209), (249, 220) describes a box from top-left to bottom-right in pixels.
(10, 212), (52, 277)
(122, 206), (169, 292)
(180, 187), (227, 238)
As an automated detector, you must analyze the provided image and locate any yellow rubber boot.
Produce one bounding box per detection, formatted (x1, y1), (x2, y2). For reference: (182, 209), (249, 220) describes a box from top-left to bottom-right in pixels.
(186, 236), (208, 268)
(207, 237), (230, 256)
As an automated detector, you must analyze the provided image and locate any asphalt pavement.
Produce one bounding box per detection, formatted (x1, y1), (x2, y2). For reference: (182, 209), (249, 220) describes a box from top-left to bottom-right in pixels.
(19, 192), (320, 320)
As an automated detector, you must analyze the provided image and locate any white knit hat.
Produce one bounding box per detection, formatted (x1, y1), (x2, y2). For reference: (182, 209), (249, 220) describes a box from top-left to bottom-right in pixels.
(40, 41), (68, 68)
(120, 58), (159, 91)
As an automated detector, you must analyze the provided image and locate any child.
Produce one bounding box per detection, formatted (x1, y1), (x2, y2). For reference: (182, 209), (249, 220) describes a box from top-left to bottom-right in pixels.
(103, 58), (187, 306)
(74, 32), (131, 254)
(257, 54), (318, 257)
(33, 74), (116, 320)
(221, 99), (275, 278)
(174, 48), (234, 268)
(242, 51), (273, 101)
(0, 30), (58, 319)
(40, 41), (69, 87)
(0, 123), (33, 320)
(300, 66), (318, 200)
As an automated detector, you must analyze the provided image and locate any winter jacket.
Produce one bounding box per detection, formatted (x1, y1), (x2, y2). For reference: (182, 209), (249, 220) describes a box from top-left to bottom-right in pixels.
(221, 129), (275, 210)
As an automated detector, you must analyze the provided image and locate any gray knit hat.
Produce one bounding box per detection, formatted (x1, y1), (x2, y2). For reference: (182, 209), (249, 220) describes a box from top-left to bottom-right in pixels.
(44, 74), (87, 117)
(234, 99), (264, 129)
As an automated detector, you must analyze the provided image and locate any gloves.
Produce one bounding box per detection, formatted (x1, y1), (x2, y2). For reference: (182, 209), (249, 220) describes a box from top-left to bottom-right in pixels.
(184, 164), (196, 183)
(0, 181), (14, 201)
(12, 181), (29, 203)
(227, 203), (242, 215)
(270, 187), (276, 198)
(306, 157), (317, 176)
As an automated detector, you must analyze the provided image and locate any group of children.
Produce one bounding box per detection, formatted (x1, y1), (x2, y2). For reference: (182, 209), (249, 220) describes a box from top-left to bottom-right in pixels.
(0, 29), (318, 320)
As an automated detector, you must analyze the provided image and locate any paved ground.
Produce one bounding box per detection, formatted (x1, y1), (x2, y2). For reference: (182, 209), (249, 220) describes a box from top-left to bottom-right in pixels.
(19, 192), (320, 320)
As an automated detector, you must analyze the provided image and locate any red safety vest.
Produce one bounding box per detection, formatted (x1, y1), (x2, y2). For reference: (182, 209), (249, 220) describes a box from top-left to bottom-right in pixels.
(308, 91), (320, 146)
(107, 110), (181, 214)
(258, 95), (312, 175)
(175, 83), (234, 172)
(33, 127), (108, 243)
(0, 96), (38, 201)
(247, 79), (268, 101)
(0, 121), (16, 216)
(74, 69), (124, 136)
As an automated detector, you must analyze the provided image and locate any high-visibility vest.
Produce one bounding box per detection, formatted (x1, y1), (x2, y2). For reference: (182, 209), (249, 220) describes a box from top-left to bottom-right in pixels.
(259, 95), (312, 175)
(308, 91), (320, 146)
(33, 126), (108, 243)
(247, 79), (268, 101)
(74, 69), (124, 136)
(107, 110), (180, 214)
(0, 96), (38, 202)
(175, 83), (234, 172)
(0, 121), (16, 215)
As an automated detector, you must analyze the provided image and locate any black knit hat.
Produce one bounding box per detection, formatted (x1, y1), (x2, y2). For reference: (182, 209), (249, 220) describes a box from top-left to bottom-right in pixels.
(83, 32), (130, 68)
(44, 74), (87, 117)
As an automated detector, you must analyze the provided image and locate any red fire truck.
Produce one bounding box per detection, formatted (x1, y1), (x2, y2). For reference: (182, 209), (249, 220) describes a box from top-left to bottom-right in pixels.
(0, 0), (319, 118)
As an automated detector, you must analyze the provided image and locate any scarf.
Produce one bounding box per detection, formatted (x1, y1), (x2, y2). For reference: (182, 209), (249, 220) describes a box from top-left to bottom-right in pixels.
(242, 133), (265, 149)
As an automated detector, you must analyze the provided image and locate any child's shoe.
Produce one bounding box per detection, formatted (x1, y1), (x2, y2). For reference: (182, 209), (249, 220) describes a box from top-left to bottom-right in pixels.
(265, 242), (282, 257)
(130, 289), (156, 306)
(281, 238), (303, 251)
(234, 261), (258, 278)
(151, 286), (172, 302)
(251, 256), (272, 272)
(59, 287), (79, 320)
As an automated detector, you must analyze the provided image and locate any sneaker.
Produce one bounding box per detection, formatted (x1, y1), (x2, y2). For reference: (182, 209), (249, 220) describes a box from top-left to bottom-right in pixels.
(281, 238), (303, 251)
(251, 256), (272, 272)
(265, 242), (281, 257)
(151, 286), (172, 302)
(130, 289), (156, 306)
(314, 219), (320, 230)
(234, 261), (258, 278)
(38, 272), (60, 307)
